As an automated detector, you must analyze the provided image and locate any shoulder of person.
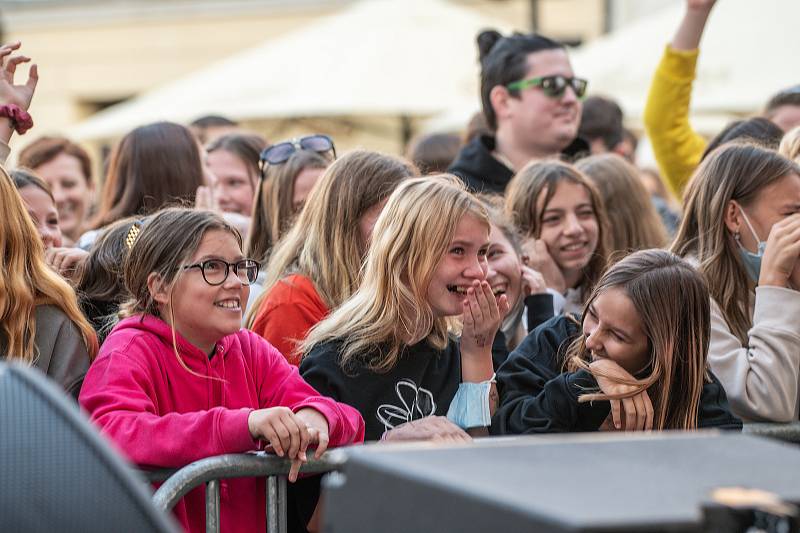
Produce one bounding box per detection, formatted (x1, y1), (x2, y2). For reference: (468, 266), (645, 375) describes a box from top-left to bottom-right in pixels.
(511, 314), (581, 362)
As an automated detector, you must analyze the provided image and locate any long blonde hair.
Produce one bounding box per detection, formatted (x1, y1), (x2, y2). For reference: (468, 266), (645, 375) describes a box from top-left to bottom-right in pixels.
(301, 175), (490, 373)
(576, 154), (668, 256)
(779, 125), (800, 163)
(566, 249), (710, 430)
(505, 159), (609, 297)
(245, 150), (416, 326)
(671, 142), (800, 344)
(0, 167), (98, 363)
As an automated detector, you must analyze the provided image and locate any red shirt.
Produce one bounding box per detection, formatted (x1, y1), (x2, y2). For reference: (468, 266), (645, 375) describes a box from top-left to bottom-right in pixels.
(250, 274), (329, 365)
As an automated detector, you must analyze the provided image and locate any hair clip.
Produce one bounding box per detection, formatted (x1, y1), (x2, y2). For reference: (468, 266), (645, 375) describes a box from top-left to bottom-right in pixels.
(125, 221), (143, 250)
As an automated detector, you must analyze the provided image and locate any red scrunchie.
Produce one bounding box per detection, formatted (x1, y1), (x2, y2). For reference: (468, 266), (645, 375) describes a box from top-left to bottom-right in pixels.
(0, 104), (33, 134)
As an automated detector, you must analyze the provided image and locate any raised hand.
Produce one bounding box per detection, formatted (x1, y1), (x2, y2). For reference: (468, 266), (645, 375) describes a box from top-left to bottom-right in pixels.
(0, 41), (38, 111)
(520, 264), (548, 296)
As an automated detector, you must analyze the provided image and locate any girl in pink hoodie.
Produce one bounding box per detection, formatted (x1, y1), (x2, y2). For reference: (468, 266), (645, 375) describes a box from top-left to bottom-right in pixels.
(79, 207), (365, 533)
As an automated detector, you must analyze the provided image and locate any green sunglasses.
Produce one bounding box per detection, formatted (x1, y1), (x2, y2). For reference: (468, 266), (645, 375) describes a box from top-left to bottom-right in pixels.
(507, 75), (588, 99)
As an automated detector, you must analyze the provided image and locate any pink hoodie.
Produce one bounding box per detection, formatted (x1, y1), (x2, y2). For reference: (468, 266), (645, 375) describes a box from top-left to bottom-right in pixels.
(79, 315), (365, 533)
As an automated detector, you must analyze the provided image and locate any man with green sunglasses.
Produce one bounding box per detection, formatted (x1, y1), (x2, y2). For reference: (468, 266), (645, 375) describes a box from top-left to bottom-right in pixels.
(449, 30), (589, 195)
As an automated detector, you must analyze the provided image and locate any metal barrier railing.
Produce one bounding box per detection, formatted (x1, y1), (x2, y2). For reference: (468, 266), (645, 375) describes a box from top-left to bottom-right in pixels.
(148, 451), (343, 533)
(743, 421), (800, 444)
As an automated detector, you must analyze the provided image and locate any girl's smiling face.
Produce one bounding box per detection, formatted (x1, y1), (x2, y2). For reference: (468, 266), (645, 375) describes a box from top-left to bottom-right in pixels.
(536, 180), (599, 288)
(486, 223), (523, 314)
(426, 214), (490, 318)
(583, 287), (649, 375)
(155, 229), (250, 354)
(19, 185), (63, 250)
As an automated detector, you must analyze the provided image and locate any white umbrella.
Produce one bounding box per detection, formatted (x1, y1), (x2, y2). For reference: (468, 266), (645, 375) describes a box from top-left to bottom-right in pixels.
(70, 0), (510, 141)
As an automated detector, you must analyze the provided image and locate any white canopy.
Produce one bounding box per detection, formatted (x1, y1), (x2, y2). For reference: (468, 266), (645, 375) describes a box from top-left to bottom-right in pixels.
(570, 0), (800, 127)
(70, 0), (509, 140)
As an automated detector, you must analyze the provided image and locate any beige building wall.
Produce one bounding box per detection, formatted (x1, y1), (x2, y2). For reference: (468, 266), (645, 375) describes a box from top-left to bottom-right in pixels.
(2, 0), (609, 166)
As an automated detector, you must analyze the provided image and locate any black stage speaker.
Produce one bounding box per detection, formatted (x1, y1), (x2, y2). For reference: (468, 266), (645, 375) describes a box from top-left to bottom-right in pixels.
(0, 361), (178, 533)
(322, 432), (800, 532)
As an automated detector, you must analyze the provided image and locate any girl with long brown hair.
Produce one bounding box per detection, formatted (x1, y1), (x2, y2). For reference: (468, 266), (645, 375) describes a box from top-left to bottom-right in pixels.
(492, 249), (741, 433)
(505, 159), (609, 315)
(0, 166), (97, 398)
(247, 150), (415, 364)
(79, 121), (206, 248)
(576, 153), (669, 255)
(672, 142), (800, 422)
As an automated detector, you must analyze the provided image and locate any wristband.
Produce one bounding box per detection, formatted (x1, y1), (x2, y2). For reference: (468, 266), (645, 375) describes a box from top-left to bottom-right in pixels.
(0, 104), (33, 134)
(446, 373), (496, 429)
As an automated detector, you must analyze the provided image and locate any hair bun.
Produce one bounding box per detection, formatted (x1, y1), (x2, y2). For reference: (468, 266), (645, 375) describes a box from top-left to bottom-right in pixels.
(477, 30), (503, 62)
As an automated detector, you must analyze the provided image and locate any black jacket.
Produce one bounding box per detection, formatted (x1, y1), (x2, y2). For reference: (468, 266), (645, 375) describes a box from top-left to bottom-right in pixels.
(448, 134), (591, 194)
(491, 315), (743, 435)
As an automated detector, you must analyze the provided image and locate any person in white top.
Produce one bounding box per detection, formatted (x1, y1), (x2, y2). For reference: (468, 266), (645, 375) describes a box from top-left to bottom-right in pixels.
(672, 141), (800, 422)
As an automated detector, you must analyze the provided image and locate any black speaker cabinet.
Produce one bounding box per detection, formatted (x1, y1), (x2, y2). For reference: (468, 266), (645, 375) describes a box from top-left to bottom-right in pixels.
(322, 432), (800, 532)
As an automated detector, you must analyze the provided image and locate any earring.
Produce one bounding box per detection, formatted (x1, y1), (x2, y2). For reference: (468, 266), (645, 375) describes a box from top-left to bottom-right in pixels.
(734, 231), (741, 243)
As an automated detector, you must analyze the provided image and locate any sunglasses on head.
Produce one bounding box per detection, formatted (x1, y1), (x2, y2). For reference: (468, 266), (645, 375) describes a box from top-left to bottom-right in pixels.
(506, 75), (588, 99)
(259, 134), (336, 167)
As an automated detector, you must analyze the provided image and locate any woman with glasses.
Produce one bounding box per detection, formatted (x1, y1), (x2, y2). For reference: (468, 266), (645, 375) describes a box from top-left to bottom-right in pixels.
(79, 207), (365, 533)
(246, 150), (416, 365)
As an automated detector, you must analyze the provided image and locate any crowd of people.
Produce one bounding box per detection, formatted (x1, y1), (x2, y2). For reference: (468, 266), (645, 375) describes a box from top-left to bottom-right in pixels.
(2, 1), (800, 532)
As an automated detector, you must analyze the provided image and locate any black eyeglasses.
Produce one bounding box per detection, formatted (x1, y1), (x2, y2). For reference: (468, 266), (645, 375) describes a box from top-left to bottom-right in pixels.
(260, 134), (336, 167)
(507, 75), (588, 99)
(181, 259), (260, 286)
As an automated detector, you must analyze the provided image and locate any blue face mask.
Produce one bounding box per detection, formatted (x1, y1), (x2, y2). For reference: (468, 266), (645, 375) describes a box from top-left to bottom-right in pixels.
(736, 208), (767, 283)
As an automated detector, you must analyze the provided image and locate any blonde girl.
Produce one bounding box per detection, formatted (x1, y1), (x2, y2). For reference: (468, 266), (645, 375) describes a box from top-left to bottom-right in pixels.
(300, 175), (508, 442)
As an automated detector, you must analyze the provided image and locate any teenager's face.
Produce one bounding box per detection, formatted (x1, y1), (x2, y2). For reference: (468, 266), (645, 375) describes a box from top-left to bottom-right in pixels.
(165, 229), (249, 354)
(292, 166), (324, 211)
(583, 287), (649, 375)
(536, 180), (599, 287)
(34, 153), (92, 241)
(207, 149), (256, 216)
(486, 223), (522, 315)
(19, 185), (62, 250)
(427, 214), (490, 318)
(505, 49), (582, 155)
(735, 172), (800, 253)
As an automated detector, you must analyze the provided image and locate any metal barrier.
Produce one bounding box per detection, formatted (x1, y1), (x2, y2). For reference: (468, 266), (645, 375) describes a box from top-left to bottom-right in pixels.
(743, 421), (800, 444)
(149, 451), (343, 533)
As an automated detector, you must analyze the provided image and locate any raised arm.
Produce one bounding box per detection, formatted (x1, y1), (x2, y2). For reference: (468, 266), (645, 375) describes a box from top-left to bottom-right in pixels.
(643, 0), (716, 196)
(0, 41), (38, 155)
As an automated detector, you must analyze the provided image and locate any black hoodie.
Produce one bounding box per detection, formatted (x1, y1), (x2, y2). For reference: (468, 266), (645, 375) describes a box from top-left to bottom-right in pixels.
(448, 134), (591, 194)
(491, 314), (743, 435)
